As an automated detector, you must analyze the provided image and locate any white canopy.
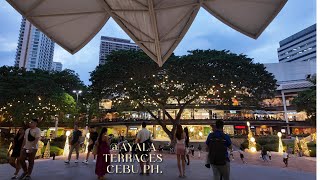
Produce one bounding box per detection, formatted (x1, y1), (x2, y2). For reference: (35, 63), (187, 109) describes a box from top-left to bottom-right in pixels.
(7, 0), (287, 66)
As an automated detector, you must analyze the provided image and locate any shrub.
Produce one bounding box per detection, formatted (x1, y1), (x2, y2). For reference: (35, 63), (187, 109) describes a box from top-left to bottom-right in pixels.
(309, 147), (316, 157)
(50, 146), (64, 156)
(256, 136), (278, 146)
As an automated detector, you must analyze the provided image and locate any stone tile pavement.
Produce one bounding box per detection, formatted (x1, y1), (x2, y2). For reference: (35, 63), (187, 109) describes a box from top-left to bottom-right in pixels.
(0, 155), (316, 180)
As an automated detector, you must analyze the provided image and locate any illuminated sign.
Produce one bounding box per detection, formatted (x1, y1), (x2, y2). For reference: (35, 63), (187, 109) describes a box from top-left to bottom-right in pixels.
(235, 126), (246, 129)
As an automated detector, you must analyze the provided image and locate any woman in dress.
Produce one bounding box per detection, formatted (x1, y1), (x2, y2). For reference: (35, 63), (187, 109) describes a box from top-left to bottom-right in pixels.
(175, 125), (186, 178)
(8, 128), (25, 179)
(95, 127), (110, 180)
(183, 127), (190, 165)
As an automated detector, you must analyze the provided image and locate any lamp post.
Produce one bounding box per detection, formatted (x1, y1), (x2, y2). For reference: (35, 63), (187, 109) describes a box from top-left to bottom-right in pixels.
(277, 132), (283, 153)
(54, 115), (58, 138)
(72, 90), (82, 103)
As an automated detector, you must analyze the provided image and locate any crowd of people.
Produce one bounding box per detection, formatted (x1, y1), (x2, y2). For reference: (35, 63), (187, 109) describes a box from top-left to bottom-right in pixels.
(6, 119), (295, 180)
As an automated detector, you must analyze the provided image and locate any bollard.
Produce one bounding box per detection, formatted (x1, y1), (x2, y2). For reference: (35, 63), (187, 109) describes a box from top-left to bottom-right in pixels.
(53, 152), (56, 160)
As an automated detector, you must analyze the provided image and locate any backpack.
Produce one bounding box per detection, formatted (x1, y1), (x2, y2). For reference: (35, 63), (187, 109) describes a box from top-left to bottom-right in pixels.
(208, 133), (227, 165)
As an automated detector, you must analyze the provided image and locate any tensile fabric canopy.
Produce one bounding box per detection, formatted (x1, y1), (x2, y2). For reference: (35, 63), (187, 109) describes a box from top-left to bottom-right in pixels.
(7, 0), (288, 66)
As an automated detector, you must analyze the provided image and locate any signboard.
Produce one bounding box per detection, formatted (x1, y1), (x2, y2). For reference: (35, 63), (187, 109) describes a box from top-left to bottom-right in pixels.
(235, 125), (246, 129)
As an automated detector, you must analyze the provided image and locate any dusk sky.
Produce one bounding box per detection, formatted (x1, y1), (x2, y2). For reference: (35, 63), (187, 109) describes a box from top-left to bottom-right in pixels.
(0, 1), (316, 85)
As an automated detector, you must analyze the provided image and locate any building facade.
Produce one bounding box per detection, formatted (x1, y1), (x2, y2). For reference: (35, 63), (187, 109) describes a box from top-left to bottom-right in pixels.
(15, 17), (55, 71)
(277, 24), (316, 63)
(88, 60), (316, 141)
(99, 36), (140, 65)
(51, 62), (63, 72)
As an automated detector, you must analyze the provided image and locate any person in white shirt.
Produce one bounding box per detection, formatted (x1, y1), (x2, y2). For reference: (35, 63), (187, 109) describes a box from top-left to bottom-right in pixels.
(19, 119), (41, 180)
(283, 150), (289, 167)
(136, 122), (152, 175)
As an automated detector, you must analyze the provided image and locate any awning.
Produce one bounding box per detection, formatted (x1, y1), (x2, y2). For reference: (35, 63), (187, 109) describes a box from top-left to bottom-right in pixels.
(7, 0), (288, 66)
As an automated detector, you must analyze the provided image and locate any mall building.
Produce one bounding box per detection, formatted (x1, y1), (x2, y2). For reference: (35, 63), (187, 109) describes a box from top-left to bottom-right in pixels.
(91, 32), (316, 141)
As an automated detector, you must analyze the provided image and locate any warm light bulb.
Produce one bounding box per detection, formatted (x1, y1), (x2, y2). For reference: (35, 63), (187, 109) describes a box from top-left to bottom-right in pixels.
(247, 121), (250, 126)
(277, 132), (282, 138)
(250, 137), (255, 142)
(250, 147), (256, 152)
(66, 131), (71, 137)
(86, 133), (90, 139)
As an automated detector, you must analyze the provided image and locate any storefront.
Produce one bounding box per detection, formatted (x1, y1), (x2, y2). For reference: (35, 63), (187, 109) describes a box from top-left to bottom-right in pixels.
(255, 125), (273, 135)
(292, 127), (316, 135)
(234, 125), (247, 135)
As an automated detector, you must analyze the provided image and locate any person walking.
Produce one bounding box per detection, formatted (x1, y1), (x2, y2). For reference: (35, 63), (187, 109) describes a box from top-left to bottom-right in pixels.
(190, 145), (195, 156)
(229, 149), (234, 161)
(95, 127), (111, 180)
(8, 127), (25, 179)
(175, 125), (186, 178)
(206, 120), (232, 180)
(65, 125), (82, 164)
(136, 122), (152, 175)
(267, 151), (272, 161)
(83, 126), (98, 164)
(19, 119), (41, 180)
(238, 149), (247, 164)
(198, 144), (202, 158)
(184, 127), (190, 165)
(283, 150), (289, 167)
(261, 147), (268, 162)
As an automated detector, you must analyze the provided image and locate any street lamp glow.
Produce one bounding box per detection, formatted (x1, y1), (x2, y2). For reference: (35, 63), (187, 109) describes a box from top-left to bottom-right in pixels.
(247, 121), (250, 127)
(86, 133), (90, 139)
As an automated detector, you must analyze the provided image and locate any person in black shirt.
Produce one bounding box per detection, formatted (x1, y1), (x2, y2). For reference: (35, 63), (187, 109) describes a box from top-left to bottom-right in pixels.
(83, 126), (99, 164)
(65, 125), (82, 164)
(8, 127), (25, 179)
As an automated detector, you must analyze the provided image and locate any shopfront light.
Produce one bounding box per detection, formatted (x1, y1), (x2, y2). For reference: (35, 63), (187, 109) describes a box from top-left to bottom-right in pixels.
(199, 132), (203, 137)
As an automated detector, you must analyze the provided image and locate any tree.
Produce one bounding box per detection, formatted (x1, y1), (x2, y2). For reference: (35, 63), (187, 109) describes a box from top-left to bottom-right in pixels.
(90, 50), (277, 144)
(292, 75), (316, 126)
(0, 66), (82, 127)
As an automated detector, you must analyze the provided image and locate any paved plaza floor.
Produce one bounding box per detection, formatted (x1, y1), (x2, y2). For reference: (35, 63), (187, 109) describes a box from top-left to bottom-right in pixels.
(0, 154), (316, 180)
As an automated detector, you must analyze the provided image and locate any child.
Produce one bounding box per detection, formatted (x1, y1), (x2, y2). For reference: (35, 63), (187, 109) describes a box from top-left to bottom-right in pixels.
(190, 145), (195, 156)
(283, 150), (289, 167)
(267, 151), (272, 161)
(239, 149), (247, 164)
(229, 150), (234, 161)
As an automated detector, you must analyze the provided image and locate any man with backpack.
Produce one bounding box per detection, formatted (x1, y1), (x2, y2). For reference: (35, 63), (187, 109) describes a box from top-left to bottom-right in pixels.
(206, 120), (232, 180)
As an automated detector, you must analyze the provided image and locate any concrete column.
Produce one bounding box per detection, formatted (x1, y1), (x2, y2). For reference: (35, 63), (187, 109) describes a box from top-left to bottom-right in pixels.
(281, 90), (291, 135)
(126, 125), (129, 137)
(153, 125), (156, 139)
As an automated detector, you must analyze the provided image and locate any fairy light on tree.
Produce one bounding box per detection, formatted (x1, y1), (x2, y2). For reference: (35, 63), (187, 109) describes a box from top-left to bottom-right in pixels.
(90, 50), (277, 145)
(247, 121), (256, 152)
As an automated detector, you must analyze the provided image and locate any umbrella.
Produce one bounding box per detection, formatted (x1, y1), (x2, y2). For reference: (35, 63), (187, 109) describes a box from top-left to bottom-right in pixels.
(7, 0), (287, 66)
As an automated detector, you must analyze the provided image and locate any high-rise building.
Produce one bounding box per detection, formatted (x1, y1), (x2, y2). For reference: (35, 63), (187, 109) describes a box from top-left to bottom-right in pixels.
(51, 62), (63, 72)
(277, 24), (316, 63)
(15, 17), (55, 71)
(99, 36), (140, 65)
